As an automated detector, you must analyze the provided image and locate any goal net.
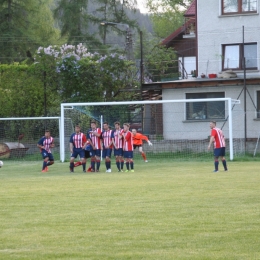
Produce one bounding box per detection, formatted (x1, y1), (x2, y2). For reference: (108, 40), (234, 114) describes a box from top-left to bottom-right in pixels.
(0, 117), (60, 162)
(60, 98), (242, 162)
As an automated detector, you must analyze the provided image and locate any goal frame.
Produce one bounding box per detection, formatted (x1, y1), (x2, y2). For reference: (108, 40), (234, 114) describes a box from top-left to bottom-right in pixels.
(60, 98), (240, 162)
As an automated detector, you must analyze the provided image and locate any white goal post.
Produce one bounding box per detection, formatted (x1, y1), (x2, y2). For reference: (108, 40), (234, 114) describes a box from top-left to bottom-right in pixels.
(60, 98), (241, 162)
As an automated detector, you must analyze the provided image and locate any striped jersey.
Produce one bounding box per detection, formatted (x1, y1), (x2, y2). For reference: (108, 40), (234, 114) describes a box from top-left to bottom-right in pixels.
(38, 136), (54, 153)
(112, 129), (124, 149)
(123, 130), (133, 151)
(211, 127), (225, 148)
(69, 132), (87, 149)
(87, 128), (102, 149)
(102, 129), (113, 148)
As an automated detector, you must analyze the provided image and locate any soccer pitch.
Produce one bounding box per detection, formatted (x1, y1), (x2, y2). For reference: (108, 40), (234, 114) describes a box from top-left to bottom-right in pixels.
(0, 160), (260, 259)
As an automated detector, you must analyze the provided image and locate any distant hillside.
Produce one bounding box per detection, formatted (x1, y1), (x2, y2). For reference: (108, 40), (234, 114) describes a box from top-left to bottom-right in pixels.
(52, 0), (153, 48)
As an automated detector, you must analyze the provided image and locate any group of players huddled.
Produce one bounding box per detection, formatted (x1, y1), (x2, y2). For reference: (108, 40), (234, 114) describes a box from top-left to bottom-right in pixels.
(37, 121), (153, 173)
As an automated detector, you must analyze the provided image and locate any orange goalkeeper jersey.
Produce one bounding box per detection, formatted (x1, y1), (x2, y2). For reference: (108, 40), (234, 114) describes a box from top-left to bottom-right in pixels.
(132, 133), (149, 145)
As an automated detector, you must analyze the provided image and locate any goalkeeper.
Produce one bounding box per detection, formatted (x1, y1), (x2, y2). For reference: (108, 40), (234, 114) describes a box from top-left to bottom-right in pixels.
(131, 129), (152, 162)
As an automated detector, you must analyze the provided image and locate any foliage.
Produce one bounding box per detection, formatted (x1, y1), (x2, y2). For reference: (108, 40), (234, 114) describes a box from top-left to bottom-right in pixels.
(146, 0), (193, 38)
(96, 53), (139, 100)
(53, 0), (102, 49)
(0, 42), (140, 117)
(88, 0), (138, 45)
(0, 0), (60, 63)
(146, 0), (192, 12)
(0, 64), (53, 117)
(144, 41), (178, 82)
(150, 9), (185, 38)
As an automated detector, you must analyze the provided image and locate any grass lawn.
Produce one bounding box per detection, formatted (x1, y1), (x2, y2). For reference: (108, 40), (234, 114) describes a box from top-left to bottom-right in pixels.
(0, 159), (260, 259)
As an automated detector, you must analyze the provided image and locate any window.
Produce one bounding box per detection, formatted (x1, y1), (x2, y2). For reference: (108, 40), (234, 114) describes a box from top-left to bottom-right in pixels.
(222, 0), (257, 14)
(257, 91), (260, 118)
(186, 92), (225, 120)
(222, 43), (257, 70)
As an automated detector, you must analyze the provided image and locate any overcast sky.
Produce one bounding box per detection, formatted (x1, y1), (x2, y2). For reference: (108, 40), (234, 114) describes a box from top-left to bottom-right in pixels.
(136, 0), (149, 13)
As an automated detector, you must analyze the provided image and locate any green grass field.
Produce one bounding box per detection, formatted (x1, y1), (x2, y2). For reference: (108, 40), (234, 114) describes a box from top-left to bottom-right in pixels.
(0, 160), (260, 259)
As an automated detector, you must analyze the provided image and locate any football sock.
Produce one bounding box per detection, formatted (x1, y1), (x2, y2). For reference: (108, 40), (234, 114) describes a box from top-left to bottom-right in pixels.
(141, 152), (147, 161)
(130, 162), (134, 170)
(47, 161), (54, 167)
(91, 159), (95, 171)
(43, 161), (47, 170)
(116, 160), (120, 170)
(96, 160), (100, 170)
(222, 159), (227, 170)
(126, 162), (129, 170)
(70, 162), (74, 171)
(82, 163), (86, 171)
(105, 161), (109, 170)
(214, 160), (219, 171)
(74, 161), (82, 167)
(121, 160), (124, 170)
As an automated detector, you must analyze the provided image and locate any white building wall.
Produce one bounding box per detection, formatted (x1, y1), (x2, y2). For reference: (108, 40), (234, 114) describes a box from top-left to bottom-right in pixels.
(197, 0), (260, 77)
(162, 86), (260, 140)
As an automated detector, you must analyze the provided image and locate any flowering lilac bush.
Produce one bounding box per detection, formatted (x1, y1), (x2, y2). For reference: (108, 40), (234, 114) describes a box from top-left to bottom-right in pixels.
(34, 43), (139, 102)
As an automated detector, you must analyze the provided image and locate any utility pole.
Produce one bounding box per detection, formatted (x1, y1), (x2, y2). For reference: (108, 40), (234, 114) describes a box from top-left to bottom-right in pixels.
(125, 27), (133, 60)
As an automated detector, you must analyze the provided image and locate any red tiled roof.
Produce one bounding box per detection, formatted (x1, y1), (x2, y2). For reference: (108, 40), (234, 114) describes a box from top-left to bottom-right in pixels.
(185, 0), (196, 17)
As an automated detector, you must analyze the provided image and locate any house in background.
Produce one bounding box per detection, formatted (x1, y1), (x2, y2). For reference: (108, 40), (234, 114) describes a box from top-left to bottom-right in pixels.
(198, 0), (259, 78)
(142, 0), (260, 154)
(161, 0), (197, 78)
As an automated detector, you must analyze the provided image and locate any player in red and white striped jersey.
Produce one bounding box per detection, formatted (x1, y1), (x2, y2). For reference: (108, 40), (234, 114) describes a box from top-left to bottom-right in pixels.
(112, 121), (124, 172)
(123, 123), (134, 172)
(69, 125), (87, 173)
(87, 121), (102, 172)
(208, 121), (228, 172)
(37, 130), (55, 172)
(101, 122), (113, 172)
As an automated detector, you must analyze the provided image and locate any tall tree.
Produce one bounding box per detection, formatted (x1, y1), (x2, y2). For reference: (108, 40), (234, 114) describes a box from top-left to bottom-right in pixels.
(89, 0), (138, 45)
(0, 0), (60, 63)
(54, 0), (101, 49)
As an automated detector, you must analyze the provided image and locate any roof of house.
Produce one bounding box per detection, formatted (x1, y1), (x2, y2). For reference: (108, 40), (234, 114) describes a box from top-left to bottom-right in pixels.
(161, 0), (196, 47)
(161, 19), (193, 46)
(161, 24), (185, 46)
(184, 0), (196, 17)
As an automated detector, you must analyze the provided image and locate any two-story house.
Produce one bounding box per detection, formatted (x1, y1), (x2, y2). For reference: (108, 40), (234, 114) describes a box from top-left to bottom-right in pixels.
(142, 0), (260, 154)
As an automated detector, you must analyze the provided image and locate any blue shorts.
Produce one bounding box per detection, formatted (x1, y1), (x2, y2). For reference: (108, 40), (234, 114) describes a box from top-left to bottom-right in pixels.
(91, 149), (101, 157)
(114, 148), (123, 157)
(102, 148), (112, 158)
(214, 147), (226, 157)
(41, 150), (54, 161)
(71, 148), (85, 159)
(124, 151), (133, 159)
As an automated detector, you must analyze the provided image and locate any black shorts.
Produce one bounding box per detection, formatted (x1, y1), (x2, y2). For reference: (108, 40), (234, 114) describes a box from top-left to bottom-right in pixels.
(133, 145), (142, 149)
(85, 150), (91, 159)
